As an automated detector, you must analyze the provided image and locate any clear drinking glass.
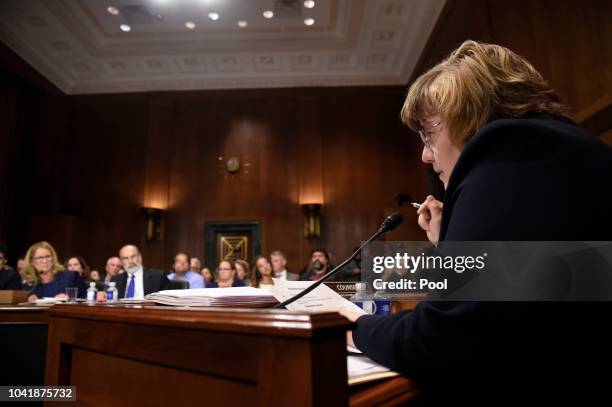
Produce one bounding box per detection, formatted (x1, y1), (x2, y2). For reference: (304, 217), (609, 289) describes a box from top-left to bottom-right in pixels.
(65, 287), (78, 303)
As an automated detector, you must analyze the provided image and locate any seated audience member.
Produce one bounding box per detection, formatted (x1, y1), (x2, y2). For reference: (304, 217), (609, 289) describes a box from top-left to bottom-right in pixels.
(168, 252), (204, 289)
(16, 255), (27, 286)
(0, 242), (21, 290)
(24, 241), (85, 301)
(270, 250), (298, 281)
(104, 256), (123, 284)
(200, 267), (214, 286)
(89, 270), (102, 282)
(190, 257), (201, 274)
(65, 255), (91, 281)
(112, 244), (169, 299)
(299, 248), (352, 281)
(250, 256), (274, 292)
(300, 249), (334, 281)
(208, 260), (245, 288)
(234, 259), (251, 286)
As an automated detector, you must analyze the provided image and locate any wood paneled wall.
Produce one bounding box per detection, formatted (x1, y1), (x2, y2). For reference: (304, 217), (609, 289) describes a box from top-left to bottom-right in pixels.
(1, 86), (428, 270)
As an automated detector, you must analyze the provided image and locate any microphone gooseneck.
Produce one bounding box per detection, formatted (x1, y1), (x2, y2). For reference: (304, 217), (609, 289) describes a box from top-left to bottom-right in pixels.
(272, 213), (404, 309)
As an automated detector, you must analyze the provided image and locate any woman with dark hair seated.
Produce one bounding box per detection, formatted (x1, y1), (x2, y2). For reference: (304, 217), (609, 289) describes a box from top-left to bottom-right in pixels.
(207, 260), (245, 288)
(65, 255), (91, 281)
(250, 256), (275, 292)
(24, 241), (86, 302)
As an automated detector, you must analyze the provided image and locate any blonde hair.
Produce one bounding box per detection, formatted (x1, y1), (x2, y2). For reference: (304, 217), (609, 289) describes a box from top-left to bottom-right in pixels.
(23, 241), (64, 285)
(234, 259), (251, 281)
(401, 40), (569, 146)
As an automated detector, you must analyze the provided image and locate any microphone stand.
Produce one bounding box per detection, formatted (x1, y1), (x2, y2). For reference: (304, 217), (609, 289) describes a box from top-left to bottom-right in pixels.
(273, 227), (387, 309)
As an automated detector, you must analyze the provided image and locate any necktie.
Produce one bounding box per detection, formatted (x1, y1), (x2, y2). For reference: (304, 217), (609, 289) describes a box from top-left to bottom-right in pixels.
(126, 274), (135, 298)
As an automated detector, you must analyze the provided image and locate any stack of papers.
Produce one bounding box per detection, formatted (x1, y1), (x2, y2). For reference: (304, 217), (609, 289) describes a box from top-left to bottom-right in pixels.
(32, 297), (66, 305)
(145, 287), (278, 307)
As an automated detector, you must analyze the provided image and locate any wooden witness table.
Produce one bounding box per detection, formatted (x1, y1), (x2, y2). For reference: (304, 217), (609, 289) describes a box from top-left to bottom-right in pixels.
(41, 304), (420, 406)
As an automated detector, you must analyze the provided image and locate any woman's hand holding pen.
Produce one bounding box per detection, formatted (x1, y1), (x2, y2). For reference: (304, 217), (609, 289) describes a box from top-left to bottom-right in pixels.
(417, 195), (443, 245)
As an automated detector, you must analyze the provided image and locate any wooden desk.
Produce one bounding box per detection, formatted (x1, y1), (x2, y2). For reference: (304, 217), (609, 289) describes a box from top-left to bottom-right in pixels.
(44, 304), (419, 406)
(0, 304), (50, 324)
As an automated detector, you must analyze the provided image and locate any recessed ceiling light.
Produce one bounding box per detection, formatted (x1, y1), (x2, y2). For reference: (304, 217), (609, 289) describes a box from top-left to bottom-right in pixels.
(304, 18), (315, 26)
(185, 21), (196, 29)
(263, 10), (274, 19)
(304, 0), (315, 8)
(120, 24), (131, 32)
(107, 6), (119, 15)
(238, 20), (248, 28)
(208, 12), (219, 21)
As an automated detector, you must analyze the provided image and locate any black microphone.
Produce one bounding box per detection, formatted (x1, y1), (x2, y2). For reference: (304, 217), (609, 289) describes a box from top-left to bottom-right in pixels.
(273, 212), (404, 309)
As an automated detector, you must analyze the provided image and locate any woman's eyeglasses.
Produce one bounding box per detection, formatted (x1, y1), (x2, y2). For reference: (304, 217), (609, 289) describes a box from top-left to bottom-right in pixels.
(418, 121), (442, 150)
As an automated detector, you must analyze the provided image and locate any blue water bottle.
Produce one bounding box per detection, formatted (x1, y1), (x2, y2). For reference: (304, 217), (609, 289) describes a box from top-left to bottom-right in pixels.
(373, 291), (392, 315)
(350, 282), (376, 314)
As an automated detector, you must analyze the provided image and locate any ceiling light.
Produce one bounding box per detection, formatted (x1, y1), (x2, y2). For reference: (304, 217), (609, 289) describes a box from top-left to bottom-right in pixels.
(107, 6), (119, 15)
(238, 20), (248, 28)
(263, 10), (274, 19)
(185, 21), (196, 29)
(304, 1), (315, 8)
(120, 24), (131, 32)
(208, 12), (219, 21)
(304, 18), (315, 26)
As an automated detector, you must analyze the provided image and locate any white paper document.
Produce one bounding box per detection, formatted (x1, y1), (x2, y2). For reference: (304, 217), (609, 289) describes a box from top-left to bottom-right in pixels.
(145, 287), (277, 307)
(271, 279), (367, 314)
(347, 355), (398, 385)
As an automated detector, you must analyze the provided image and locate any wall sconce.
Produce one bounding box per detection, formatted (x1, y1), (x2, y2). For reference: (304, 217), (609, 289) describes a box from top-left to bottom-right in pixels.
(143, 207), (165, 241)
(301, 203), (321, 239)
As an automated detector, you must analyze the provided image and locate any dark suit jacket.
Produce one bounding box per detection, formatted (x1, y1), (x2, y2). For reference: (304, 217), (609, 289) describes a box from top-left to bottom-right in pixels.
(112, 268), (169, 299)
(0, 267), (22, 290)
(352, 114), (612, 405)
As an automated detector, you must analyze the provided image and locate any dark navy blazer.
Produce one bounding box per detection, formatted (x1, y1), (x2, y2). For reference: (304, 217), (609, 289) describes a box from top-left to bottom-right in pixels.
(30, 270), (86, 298)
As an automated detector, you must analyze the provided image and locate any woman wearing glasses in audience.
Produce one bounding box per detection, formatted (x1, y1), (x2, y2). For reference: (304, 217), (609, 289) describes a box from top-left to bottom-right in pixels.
(24, 241), (85, 302)
(250, 256), (274, 292)
(208, 260), (245, 288)
(234, 259), (251, 286)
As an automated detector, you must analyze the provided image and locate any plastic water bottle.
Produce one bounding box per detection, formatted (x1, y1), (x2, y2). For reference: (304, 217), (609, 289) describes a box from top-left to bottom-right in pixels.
(106, 282), (118, 302)
(350, 282), (376, 314)
(373, 291), (392, 315)
(86, 282), (97, 302)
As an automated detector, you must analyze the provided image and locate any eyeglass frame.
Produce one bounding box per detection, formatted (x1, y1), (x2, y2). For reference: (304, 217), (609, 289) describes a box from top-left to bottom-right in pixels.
(32, 255), (53, 262)
(418, 121), (442, 150)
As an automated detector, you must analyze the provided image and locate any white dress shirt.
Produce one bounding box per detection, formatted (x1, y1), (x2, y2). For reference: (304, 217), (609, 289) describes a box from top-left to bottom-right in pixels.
(125, 266), (145, 299)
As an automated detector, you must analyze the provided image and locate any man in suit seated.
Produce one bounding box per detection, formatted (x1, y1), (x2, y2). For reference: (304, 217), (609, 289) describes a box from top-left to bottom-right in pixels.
(112, 244), (169, 299)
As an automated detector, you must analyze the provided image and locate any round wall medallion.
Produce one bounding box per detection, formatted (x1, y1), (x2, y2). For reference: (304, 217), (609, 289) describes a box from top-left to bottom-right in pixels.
(226, 157), (241, 174)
